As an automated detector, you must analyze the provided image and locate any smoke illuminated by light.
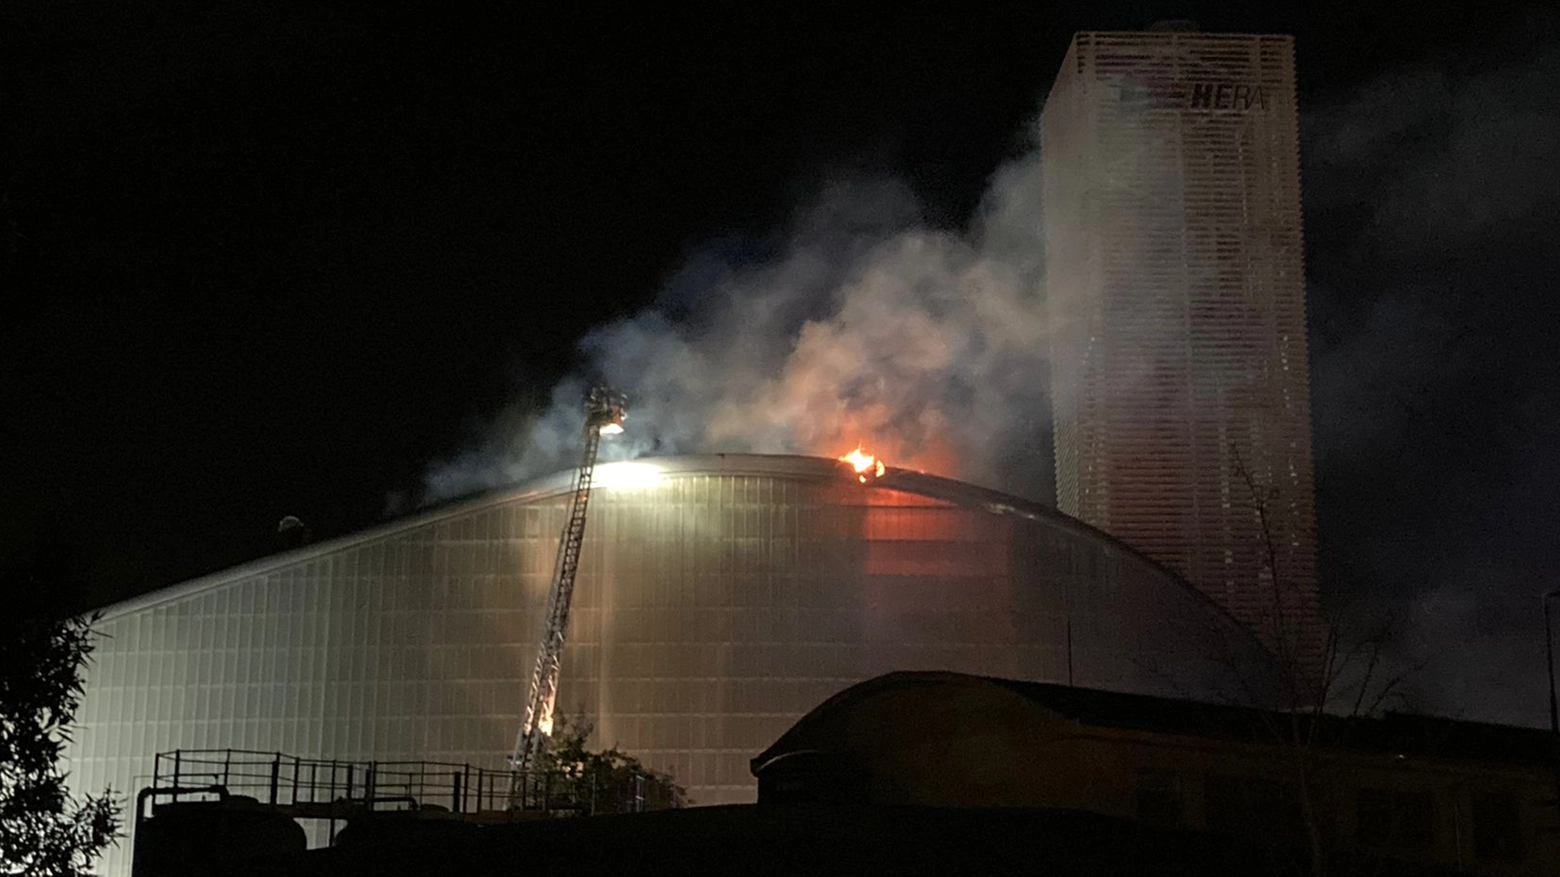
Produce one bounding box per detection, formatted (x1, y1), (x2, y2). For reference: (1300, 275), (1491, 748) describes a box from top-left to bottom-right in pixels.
(592, 461), (664, 490)
(421, 150), (1053, 505)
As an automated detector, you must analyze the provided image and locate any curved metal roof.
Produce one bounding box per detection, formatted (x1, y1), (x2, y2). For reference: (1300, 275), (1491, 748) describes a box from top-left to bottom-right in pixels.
(99, 454), (1241, 630)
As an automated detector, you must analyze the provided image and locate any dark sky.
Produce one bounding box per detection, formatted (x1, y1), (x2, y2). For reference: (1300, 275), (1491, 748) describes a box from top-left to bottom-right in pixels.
(4, 4), (1558, 722)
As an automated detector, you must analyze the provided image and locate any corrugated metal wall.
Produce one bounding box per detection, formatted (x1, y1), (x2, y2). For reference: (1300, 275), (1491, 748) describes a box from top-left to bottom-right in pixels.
(69, 458), (1274, 874)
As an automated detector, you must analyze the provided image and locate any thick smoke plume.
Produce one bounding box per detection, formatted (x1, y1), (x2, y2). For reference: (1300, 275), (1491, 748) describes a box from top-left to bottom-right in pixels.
(425, 155), (1053, 503)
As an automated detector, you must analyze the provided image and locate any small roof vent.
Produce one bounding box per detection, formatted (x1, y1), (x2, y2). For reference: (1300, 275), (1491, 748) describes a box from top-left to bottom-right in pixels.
(277, 515), (312, 546)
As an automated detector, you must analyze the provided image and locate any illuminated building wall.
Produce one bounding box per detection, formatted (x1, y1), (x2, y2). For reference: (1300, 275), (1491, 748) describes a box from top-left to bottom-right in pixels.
(1042, 30), (1320, 654)
(68, 455), (1277, 874)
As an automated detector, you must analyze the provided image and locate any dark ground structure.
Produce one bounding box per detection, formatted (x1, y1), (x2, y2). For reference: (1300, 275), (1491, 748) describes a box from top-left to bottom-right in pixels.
(299, 805), (1332, 877)
(129, 671), (1550, 876)
(752, 672), (1559, 875)
(143, 803), (1347, 877)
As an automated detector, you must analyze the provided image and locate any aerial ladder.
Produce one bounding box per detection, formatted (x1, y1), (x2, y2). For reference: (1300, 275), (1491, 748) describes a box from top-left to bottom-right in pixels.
(507, 384), (627, 804)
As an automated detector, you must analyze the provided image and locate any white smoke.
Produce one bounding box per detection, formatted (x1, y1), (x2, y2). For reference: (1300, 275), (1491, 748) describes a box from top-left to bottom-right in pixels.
(424, 152), (1053, 503)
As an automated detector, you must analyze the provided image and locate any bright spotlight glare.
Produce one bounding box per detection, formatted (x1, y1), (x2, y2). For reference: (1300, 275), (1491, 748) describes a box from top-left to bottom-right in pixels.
(592, 462), (663, 490)
(598, 422), (625, 435)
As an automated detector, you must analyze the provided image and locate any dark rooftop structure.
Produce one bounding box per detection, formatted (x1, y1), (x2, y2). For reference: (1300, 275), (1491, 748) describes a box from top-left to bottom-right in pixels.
(982, 677), (1559, 770)
(751, 672), (1559, 876)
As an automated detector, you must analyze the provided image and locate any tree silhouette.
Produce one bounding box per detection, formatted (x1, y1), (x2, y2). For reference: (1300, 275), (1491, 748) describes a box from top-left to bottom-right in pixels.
(1, 552), (120, 876)
(528, 712), (688, 813)
(1216, 446), (1426, 876)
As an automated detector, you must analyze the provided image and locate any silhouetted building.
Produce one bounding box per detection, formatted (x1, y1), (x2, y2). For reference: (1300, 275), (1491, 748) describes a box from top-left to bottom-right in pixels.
(1042, 30), (1320, 656)
(753, 672), (1559, 875)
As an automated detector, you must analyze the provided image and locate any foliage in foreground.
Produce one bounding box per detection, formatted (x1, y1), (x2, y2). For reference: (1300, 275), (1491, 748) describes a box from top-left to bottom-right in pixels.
(1, 558), (120, 876)
(529, 713), (689, 813)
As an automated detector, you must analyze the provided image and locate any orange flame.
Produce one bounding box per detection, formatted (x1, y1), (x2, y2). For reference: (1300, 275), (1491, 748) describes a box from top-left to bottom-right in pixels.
(838, 446), (887, 483)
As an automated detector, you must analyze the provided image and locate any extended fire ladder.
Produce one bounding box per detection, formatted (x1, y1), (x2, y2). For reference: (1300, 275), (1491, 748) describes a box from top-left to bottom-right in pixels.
(508, 384), (626, 803)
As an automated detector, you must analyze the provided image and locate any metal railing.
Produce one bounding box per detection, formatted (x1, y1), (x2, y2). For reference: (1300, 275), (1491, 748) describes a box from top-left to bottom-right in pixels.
(151, 749), (681, 817)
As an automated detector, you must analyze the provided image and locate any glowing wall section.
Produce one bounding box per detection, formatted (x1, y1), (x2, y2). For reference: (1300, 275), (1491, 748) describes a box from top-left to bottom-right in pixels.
(1042, 30), (1320, 653)
(68, 455), (1276, 874)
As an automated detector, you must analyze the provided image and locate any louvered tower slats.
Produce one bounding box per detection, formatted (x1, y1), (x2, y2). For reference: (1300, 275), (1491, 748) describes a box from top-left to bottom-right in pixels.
(1042, 31), (1320, 669)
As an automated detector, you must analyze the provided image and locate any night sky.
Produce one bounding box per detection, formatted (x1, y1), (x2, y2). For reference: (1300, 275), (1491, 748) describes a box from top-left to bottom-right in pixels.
(4, 3), (1558, 724)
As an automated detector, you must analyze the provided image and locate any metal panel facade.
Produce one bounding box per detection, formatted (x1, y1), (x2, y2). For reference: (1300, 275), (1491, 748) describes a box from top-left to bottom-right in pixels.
(1042, 31), (1320, 650)
(69, 455), (1275, 873)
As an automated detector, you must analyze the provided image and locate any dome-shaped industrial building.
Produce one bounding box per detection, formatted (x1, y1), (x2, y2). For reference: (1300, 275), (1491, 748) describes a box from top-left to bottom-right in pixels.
(68, 454), (1278, 871)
